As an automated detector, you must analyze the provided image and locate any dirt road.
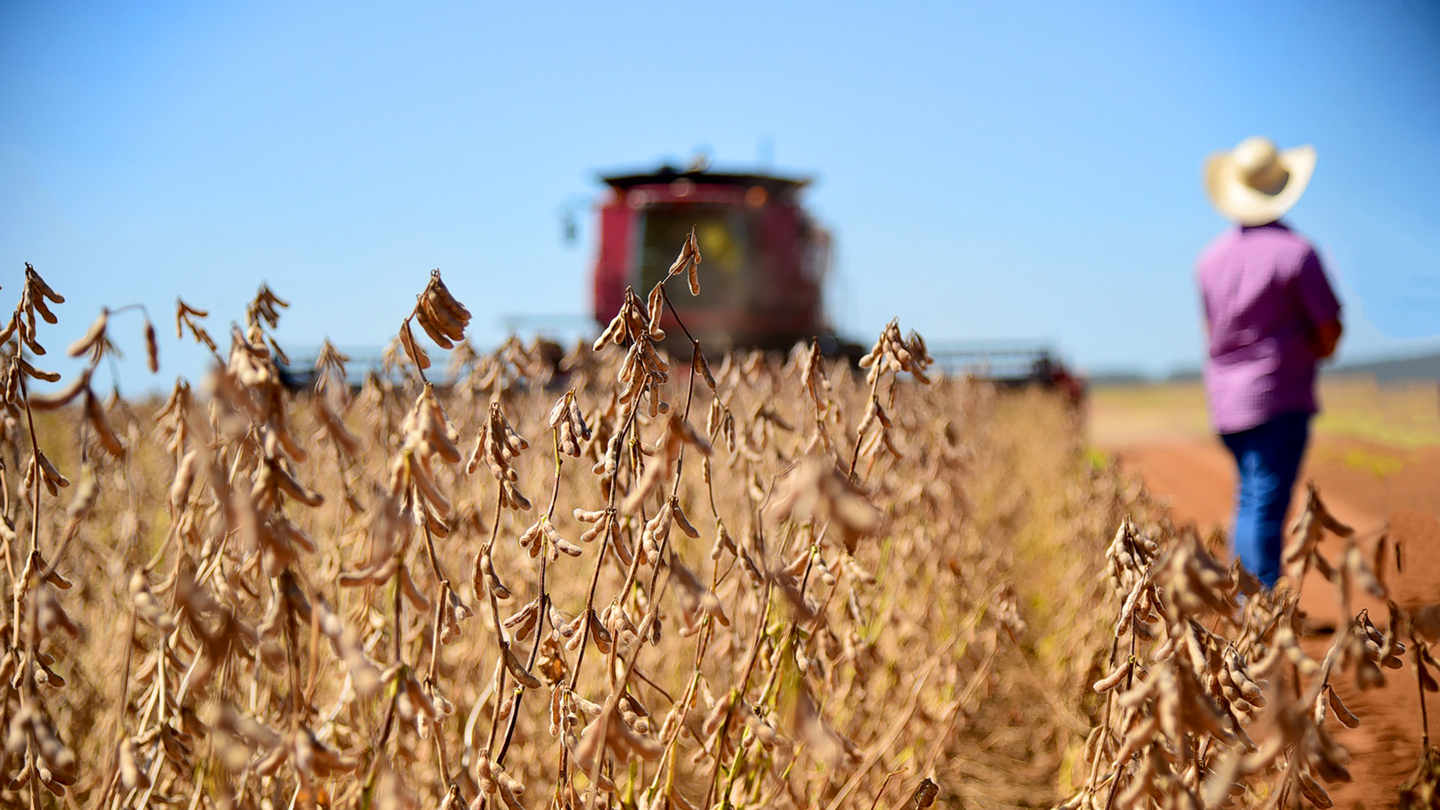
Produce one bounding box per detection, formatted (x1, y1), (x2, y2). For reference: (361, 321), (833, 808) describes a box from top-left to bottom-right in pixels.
(1097, 430), (1440, 809)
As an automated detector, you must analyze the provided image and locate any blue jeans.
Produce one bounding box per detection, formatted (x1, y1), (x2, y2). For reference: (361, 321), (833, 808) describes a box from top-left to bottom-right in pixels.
(1220, 411), (1311, 588)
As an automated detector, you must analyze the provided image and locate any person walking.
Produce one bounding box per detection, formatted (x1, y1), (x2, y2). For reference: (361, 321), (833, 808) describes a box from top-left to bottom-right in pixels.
(1197, 136), (1343, 589)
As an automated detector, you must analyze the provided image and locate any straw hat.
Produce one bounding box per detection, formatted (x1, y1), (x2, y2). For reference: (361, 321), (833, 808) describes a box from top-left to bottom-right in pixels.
(1204, 136), (1316, 226)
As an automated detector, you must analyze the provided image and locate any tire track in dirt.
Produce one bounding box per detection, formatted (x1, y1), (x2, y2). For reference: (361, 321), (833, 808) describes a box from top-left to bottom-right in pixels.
(1102, 437), (1440, 809)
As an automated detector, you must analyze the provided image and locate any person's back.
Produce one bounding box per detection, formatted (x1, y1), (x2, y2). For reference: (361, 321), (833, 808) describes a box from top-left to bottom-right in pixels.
(1197, 221), (1339, 435)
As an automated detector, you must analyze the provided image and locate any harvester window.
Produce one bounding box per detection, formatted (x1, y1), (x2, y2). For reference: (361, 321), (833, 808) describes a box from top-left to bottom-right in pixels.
(636, 208), (748, 311)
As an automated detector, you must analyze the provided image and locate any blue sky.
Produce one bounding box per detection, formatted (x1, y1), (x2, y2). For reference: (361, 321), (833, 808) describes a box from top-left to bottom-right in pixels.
(2, 0), (1438, 390)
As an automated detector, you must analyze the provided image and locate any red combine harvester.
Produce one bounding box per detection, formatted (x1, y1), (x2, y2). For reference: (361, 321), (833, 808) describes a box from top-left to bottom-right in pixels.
(278, 162), (1081, 399)
(591, 164), (851, 356)
(587, 163), (1082, 402)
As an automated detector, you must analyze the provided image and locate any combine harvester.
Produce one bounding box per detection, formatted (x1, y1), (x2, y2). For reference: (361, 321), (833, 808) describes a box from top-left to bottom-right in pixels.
(588, 162), (1082, 398)
(590, 164), (839, 357)
(283, 161), (1081, 400)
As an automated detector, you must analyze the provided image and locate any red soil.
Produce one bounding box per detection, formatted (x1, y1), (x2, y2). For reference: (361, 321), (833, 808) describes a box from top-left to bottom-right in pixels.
(1103, 437), (1440, 809)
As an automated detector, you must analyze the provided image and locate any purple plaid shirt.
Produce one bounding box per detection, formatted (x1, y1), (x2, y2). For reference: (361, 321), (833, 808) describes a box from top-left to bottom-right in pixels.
(1196, 221), (1341, 434)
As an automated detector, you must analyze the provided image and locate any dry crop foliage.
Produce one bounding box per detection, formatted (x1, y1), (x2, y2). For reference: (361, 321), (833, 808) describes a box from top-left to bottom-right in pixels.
(0, 249), (1160, 810)
(1059, 481), (1440, 810)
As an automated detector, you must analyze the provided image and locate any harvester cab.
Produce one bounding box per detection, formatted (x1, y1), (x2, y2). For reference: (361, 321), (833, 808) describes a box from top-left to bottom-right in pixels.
(591, 165), (837, 356)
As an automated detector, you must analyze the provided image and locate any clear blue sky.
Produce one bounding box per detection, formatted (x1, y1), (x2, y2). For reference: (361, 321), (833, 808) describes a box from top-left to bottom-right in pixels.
(3, 0), (1438, 389)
